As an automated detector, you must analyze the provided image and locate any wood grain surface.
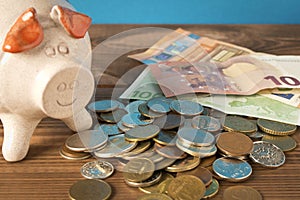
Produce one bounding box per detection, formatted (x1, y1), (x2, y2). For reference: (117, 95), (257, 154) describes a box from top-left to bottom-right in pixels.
(0, 25), (300, 200)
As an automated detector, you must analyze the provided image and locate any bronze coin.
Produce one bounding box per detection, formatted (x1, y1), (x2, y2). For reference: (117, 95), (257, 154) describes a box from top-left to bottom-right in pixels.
(154, 143), (187, 159)
(223, 185), (263, 200)
(217, 132), (253, 157)
(166, 156), (200, 173)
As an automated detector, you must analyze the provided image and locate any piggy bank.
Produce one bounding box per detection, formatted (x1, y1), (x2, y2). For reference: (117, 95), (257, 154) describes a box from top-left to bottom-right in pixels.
(0, 0), (95, 161)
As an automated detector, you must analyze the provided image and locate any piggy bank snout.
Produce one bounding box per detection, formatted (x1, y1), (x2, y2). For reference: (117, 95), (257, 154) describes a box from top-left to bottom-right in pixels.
(34, 65), (94, 119)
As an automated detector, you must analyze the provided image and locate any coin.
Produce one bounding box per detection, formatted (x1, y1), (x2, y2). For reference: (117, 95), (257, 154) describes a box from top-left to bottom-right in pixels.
(177, 128), (215, 147)
(125, 125), (160, 142)
(177, 166), (212, 186)
(65, 130), (108, 152)
(69, 179), (111, 200)
(249, 141), (285, 168)
(176, 139), (217, 158)
(99, 109), (128, 123)
(118, 141), (152, 159)
(147, 97), (171, 113)
(199, 155), (217, 168)
(165, 156), (200, 173)
(246, 130), (265, 141)
(59, 145), (91, 160)
(123, 158), (155, 182)
(153, 113), (184, 130)
(122, 112), (153, 127)
(212, 157), (252, 182)
(216, 132), (253, 157)
(153, 130), (177, 146)
(138, 102), (165, 118)
(192, 115), (221, 132)
(137, 193), (173, 200)
(126, 100), (146, 113)
(80, 160), (114, 179)
(167, 175), (206, 200)
(94, 134), (137, 158)
(88, 100), (120, 113)
(202, 178), (219, 199)
(223, 185), (263, 200)
(257, 118), (297, 136)
(155, 143), (187, 159)
(223, 115), (257, 133)
(125, 171), (162, 188)
(155, 158), (177, 170)
(170, 100), (204, 116)
(117, 121), (131, 132)
(96, 124), (123, 136)
(262, 134), (297, 152)
(139, 173), (174, 194)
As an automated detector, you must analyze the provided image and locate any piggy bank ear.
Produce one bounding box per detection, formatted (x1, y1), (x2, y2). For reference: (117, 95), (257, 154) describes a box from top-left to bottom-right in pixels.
(50, 5), (92, 38)
(2, 7), (44, 53)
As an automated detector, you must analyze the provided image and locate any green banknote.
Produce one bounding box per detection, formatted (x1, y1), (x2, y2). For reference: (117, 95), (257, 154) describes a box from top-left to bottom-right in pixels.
(120, 67), (300, 125)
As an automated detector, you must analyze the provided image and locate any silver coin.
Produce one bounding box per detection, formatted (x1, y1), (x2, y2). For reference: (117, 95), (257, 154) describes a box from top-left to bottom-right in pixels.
(125, 125), (160, 142)
(176, 139), (217, 158)
(65, 130), (108, 152)
(88, 100), (120, 112)
(170, 100), (203, 116)
(80, 160), (114, 179)
(122, 112), (153, 128)
(147, 97), (171, 113)
(212, 157), (252, 182)
(117, 121), (131, 132)
(124, 171), (162, 187)
(138, 102), (165, 118)
(177, 128), (215, 147)
(125, 100), (146, 113)
(94, 134), (137, 158)
(99, 109), (128, 123)
(97, 124), (123, 136)
(249, 141), (285, 168)
(192, 116), (221, 132)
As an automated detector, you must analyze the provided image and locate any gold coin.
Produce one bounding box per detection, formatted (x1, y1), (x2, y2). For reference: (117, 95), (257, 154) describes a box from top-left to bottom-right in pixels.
(139, 173), (174, 194)
(257, 118), (297, 136)
(167, 175), (206, 200)
(69, 179), (111, 200)
(262, 134), (297, 152)
(155, 158), (177, 171)
(125, 171), (162, 188)
(117, 141), (152, 159)
(202, 178), (219, 199)
(223, 185), (262, 200)
(59, 145), (91, 160)
(223, 115), (257, 133)
(137, 193), (173, 200)
(125, 125), (160, 142)
(177, 166), (212, 186)
(217, 132), (253, 157)
(155, 143), (187, 159)
(123, 158), (155, 182)
(165, 156), (200, 173)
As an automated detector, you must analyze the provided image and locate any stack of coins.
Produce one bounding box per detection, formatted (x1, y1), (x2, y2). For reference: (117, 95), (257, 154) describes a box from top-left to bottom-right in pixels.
(63, 97), (298, 200)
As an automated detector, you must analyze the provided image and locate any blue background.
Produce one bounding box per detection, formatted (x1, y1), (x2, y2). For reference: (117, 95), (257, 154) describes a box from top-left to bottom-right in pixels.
(69, 0), (299, 24)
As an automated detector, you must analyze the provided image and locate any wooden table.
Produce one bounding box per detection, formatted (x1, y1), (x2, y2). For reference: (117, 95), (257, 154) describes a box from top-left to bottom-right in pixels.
(1, 25), (300, 200)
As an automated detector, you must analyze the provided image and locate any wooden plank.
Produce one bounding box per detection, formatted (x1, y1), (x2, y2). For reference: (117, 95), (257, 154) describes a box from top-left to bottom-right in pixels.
(0, 25), (300, 200)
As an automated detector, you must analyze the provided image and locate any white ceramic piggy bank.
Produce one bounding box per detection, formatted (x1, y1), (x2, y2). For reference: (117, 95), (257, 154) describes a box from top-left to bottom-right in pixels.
(0, 0), (95, 161)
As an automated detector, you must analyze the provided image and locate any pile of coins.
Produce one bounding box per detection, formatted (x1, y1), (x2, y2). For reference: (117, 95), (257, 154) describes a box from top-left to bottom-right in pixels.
(63, 97), (298, 200)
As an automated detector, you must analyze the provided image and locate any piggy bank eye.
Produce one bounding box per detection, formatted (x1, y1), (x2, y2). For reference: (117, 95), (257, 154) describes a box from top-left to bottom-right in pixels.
(50, 5), (91, 38)
(2, 7), (44, 53)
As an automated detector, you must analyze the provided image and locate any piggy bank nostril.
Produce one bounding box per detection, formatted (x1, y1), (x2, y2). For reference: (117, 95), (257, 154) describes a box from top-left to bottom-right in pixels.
(57, 82), (67, 92)
(45, 47), (56, 57)
(58, 43), (69, 55)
